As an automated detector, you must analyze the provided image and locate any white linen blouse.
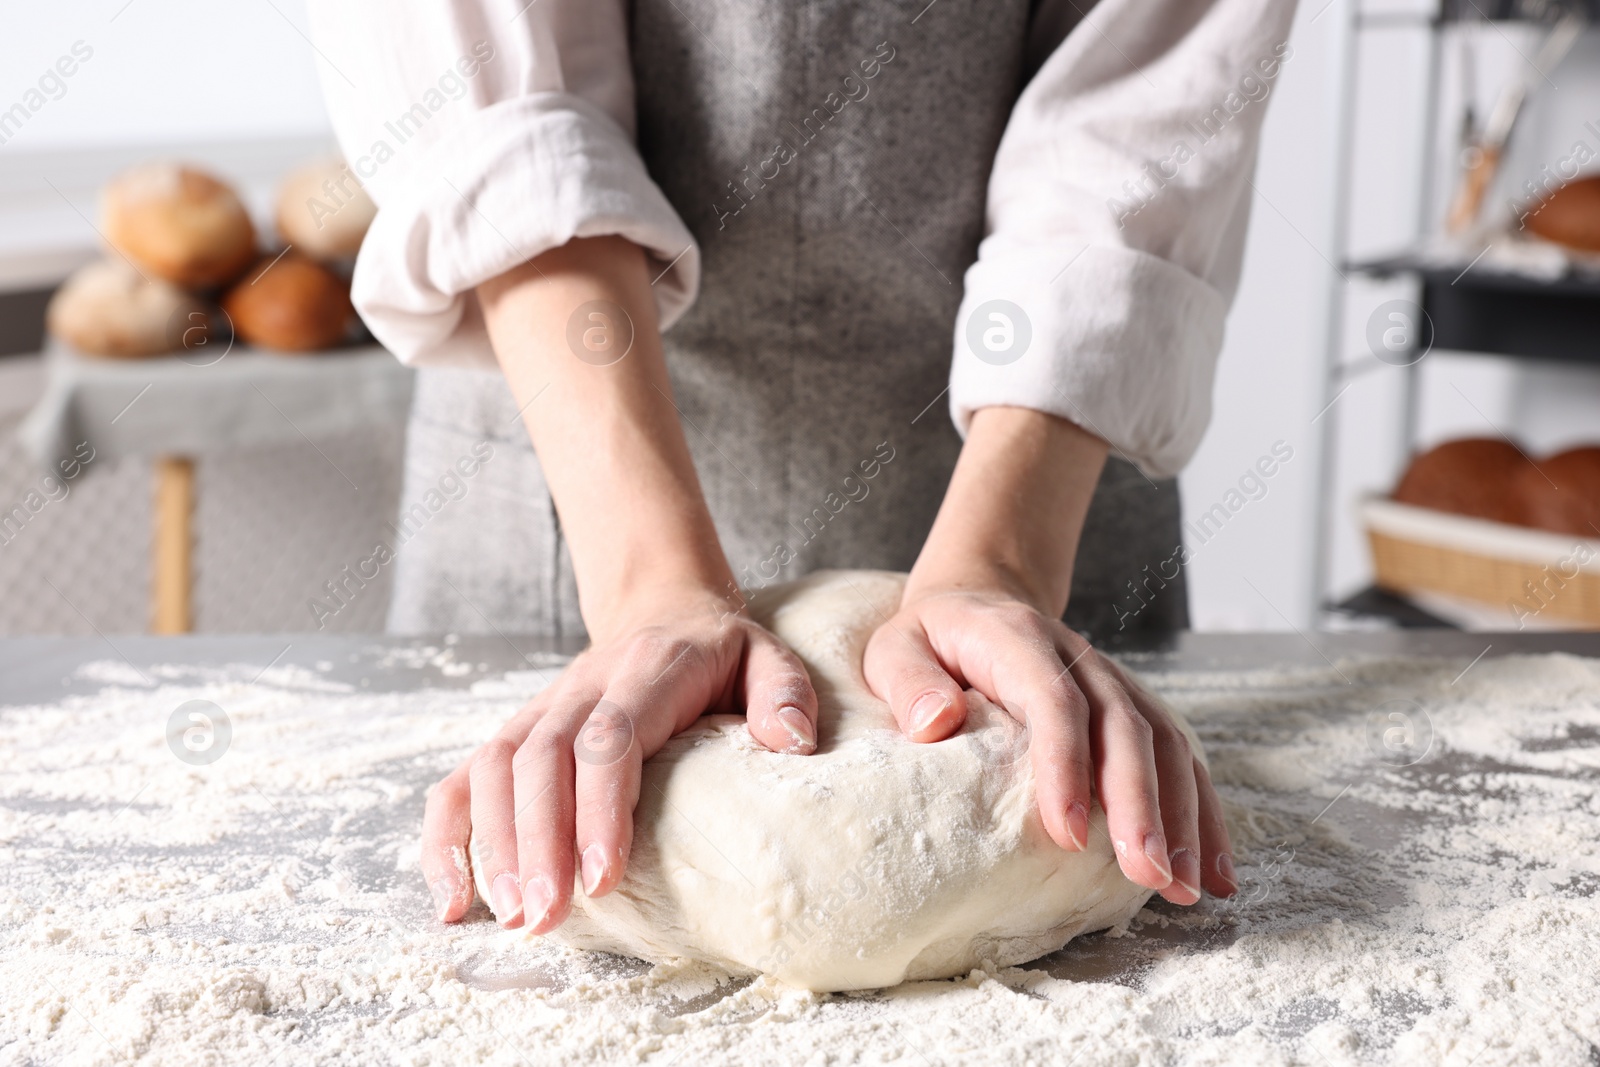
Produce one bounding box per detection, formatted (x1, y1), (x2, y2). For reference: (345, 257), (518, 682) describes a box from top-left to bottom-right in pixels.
(306, 0), (1297, 477)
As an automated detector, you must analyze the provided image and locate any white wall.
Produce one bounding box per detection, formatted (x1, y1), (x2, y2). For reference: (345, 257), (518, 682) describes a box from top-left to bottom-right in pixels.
(1176, 0), (1354, 631)
(0, 0), (331, 151)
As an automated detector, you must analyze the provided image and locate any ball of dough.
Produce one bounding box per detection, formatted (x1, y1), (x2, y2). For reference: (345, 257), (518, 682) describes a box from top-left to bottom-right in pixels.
(46, 258), (203, 358)
(275, 159), (375, 261)
(221, 253), (353, 352)
(1514, 447), (1600, 537)
(477, 570), (1196, 992)
(101, 163), (257, 289)
(1393, 437), (1532, 526)
(1525, 176), (1600, 254)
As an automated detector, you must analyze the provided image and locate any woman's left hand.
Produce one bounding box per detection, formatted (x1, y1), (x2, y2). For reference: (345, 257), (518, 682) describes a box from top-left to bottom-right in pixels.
(863, 580), (1237, 905)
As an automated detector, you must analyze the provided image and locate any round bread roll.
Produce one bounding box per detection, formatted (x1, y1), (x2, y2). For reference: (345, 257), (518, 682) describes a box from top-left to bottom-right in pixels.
(101, 163), (257, 289)
(1525, 176), (1600, 254)
(1513, 447), (1600, 538)
(46, 258), (203, 358)
(221, 252), (353, 352)
(1392, 437), (1533, 526)
(275, 159), (376, 261)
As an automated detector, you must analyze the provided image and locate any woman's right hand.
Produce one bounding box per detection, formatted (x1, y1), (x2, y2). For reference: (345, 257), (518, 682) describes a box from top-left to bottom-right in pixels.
(421, 584), (820, 932)
(439, 236), (811, 931)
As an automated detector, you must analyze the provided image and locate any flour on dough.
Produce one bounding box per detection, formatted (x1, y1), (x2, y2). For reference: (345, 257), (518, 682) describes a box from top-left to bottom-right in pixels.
(475, 569), (1201, 991)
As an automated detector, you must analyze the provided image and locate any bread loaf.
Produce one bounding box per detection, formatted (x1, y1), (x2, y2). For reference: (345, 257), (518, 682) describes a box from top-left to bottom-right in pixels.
(1392, 437), (1532, 526)
(1514, 447), (1600, 537)
(1525, 176), (1600, 253)
(101, 163), (257, 289)
(221, 253), (353, 352)
(46, 258), (204, 358)
(275, 159), (375, 261)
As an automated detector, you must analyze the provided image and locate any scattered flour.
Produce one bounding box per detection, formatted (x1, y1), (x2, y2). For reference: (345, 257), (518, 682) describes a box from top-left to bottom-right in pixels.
(1, 651), (1597, 1065)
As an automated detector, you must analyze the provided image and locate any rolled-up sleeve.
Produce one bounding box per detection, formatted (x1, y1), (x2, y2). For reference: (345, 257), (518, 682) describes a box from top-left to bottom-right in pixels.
(306, 0), (698, 368)
(949, 0), (1298, 477)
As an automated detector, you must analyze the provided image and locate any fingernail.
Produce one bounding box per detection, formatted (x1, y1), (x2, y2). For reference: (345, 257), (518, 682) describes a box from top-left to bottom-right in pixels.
(581, 843), (609, 896)
(775, 705), (816, 753)
(429, 876), (453, 922)
(1216, 852), (1238, 892)
(1063, 802), (1089, 851)
(523, 876), (554, 931)
(1142, 832), (1173, 883)
(490, 873), (523, 924)
(1169, 848), (1201, 900)
(910, 693), (948, 736)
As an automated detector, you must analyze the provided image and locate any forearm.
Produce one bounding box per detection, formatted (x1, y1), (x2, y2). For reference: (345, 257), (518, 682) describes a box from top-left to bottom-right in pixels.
(906, 406), (1107, 616)
(478, 236), (733, 639)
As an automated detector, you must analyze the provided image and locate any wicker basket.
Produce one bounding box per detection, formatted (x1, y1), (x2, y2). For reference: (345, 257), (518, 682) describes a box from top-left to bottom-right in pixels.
(1361, 496), (1600, 627)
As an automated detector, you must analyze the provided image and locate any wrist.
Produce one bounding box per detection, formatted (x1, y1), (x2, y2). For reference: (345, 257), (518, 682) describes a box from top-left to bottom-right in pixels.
(904, 550), (1063, 619)
(903, 559), (1043, 608)
(576, 540), (739, 643)
(908, 406), (1108, 618)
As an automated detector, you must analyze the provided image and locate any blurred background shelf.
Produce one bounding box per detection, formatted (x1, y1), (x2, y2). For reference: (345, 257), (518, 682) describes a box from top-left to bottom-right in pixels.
(1312, 0), (1600, 631)
(1347, 251), (1600, 363)
(1437, 0), (1600, 19)
(1325, 584), (1459, 627)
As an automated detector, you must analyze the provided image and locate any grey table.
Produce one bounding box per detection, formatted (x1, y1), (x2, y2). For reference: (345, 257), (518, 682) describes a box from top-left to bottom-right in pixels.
(3, 630), (1597, 1065)
(3, 629), (1594, 706)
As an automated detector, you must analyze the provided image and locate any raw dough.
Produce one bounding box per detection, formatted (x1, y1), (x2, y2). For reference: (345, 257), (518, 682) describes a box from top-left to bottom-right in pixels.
(476, 570), (1198, 991)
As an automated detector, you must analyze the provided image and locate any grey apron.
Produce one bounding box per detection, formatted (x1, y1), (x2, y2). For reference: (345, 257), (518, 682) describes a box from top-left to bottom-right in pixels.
(386, 0), (1188, 645)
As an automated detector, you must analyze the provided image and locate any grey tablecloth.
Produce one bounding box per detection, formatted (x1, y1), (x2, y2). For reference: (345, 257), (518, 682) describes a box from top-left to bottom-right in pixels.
(17, 342), (414, 469)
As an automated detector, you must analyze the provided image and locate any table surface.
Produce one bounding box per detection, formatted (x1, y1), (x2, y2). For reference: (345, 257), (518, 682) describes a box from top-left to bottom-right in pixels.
(3, 630), (1597, 1064)
(2, 629), (1595, 708)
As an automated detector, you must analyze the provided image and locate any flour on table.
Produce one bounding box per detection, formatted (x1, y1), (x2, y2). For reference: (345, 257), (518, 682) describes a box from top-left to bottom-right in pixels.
(1, 638), (1598, 1064)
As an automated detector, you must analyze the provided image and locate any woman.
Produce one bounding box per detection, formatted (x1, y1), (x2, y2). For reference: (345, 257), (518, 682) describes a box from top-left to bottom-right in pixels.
(308, 0), (1293, 933)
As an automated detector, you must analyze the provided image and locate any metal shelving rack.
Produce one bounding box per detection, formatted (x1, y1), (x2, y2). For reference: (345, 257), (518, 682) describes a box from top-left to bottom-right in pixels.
(1310, 0), (1600, 626)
